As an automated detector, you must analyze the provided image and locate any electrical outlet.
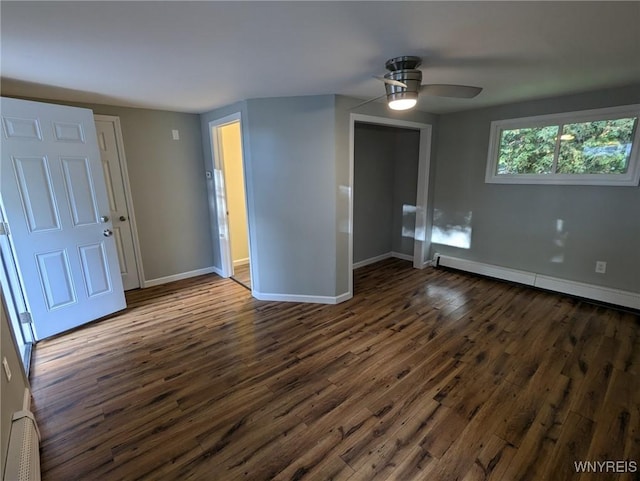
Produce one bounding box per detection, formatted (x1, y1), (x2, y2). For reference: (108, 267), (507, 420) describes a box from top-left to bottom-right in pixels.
(2, 357), (11, 381)
(595, 261), (607, 274)
(171, 129), (180, 140)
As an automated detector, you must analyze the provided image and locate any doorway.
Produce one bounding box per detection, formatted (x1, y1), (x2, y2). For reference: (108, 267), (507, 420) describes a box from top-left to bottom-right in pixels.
(209, 115), (251, 290)
(348, 114), (433, 296)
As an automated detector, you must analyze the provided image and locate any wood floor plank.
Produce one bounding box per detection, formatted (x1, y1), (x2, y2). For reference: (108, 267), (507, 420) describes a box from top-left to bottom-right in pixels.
(28, 259), (640, 481)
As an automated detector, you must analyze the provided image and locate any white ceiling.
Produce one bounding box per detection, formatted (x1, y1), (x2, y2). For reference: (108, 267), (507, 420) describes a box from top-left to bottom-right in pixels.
(2, 1), (639, 114)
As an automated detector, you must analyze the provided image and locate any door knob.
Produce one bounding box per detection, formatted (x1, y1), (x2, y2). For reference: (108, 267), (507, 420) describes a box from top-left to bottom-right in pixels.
(100, 215), (109, 223)
(103, 229), (113, 237)
(119, 216), (127, 221)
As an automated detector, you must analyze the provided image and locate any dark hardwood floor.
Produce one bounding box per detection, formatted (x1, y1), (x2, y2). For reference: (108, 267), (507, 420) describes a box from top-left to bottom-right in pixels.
(29, 259), (640, 480)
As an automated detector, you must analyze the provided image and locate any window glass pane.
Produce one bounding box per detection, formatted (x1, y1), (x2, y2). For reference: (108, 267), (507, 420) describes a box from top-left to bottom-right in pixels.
(557, 117), (637, 174)
(497, 126), (558, 174)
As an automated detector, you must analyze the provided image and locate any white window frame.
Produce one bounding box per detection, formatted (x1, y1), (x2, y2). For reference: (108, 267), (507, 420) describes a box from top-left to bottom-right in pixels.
(485, 104), (640, 186)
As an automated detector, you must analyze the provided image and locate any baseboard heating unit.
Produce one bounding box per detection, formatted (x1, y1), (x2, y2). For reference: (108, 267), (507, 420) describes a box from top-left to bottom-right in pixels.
(3, 410), (41, 481)
(434, 253), (640, 310)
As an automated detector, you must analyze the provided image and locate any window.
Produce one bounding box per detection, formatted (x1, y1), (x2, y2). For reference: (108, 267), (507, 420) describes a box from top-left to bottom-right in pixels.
(485, 105), (640, 185)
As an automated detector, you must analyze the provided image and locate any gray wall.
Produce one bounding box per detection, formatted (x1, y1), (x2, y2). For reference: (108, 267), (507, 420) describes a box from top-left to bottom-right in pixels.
(353, 124), (420, 263)
(202, 96), (338, 298)
(79, 103), (212, 282)
(202, 95), (436, 299)
(392, 128), (421, 255)
(244, 96), (337, 297)
(4, 96), (212, 283)
(432, 84), (640, 292)
(1, 292), (30, 475)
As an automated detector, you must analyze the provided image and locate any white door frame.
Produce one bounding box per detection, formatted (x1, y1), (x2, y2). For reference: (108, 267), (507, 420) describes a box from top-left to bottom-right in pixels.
(0, 206), (34, 373)
(208, 113), (253, 283)
(348, 113), (433, 295)
(93, 115), (145, 288)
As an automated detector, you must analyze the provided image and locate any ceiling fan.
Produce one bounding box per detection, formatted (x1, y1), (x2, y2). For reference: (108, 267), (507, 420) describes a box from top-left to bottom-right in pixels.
(358, 55), (483, 111)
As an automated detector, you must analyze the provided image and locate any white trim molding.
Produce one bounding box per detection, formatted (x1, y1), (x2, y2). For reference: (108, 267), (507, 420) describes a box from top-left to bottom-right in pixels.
(353, 252), (393, 269)
(352, 251), (414, 269)
(434, 254), (640, 310)
(233, 258), (250, 267)
(23, 388), (32, 411)
(143, 267), (218, 288)
(253, 291), (352, 305)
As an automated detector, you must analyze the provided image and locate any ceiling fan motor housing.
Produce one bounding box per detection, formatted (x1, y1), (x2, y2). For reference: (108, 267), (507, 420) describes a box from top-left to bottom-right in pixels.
(384, 56), (423, 102)
(384, 70), (422, 93)
(385, 56), (422, 71)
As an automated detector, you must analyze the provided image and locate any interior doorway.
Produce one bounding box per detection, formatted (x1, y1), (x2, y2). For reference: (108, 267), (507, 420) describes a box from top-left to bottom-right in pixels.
(353, 122), (420, 267)
(209, 115), (251, 290)
(348, 114), (433, 296)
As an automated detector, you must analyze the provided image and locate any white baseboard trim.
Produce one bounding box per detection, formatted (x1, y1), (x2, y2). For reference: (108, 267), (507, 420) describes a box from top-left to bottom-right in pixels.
(211, 266), (224, 277)
(353, 252), (392, 269)
(335, 291), (353, 304)
(143, 266), (218, 288)
(253, 291), (351, 305)
(434, 254), (640, 310)
(23, 388), (31, 411)
(391, 251), (413, 262)
(353, 251), (413, 269)
(233, 258), (250, 267)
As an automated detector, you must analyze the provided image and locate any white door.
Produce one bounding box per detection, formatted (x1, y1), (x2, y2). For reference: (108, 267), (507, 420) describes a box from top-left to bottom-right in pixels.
(94, 117), (140, 290)
(0, 97), (126, 340)
(209, 115), (237, 278)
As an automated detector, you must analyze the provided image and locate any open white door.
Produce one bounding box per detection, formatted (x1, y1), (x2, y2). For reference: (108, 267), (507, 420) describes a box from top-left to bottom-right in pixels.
(209, 113), (243, 279)
(1, 97), (125, 340)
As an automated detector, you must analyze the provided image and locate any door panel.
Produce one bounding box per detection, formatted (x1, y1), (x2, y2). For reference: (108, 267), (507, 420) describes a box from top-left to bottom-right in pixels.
(53, 121), (85, 142)
(3, 117), (42, 140)
(78, 242), (112, 297)
(1, 97), (126, 340)
(61, 157), (99, 226)
(12, 156), (61, 232)
(94, 119), (140, 290)
(36, 249), (76, 309)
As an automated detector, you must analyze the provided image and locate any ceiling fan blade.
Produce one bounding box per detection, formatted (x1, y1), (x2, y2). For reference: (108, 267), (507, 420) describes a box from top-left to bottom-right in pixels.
(349, 94), (387, 110)
(420, 84), (483, 98)
(373, 76), (408, 89)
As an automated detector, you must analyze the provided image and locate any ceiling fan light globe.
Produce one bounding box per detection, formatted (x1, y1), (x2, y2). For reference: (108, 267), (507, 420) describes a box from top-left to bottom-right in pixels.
(387, 90), (418, 110)
(388, 98), (417, 110)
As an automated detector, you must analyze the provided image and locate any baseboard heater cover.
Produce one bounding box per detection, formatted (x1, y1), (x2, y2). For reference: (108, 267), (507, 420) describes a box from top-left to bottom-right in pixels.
(4, 410), (41, 481)
(434, 254), (640, 310)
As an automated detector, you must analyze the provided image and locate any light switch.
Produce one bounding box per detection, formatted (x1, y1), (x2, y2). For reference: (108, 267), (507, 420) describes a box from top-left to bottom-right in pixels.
(172, 129), (180, 140)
